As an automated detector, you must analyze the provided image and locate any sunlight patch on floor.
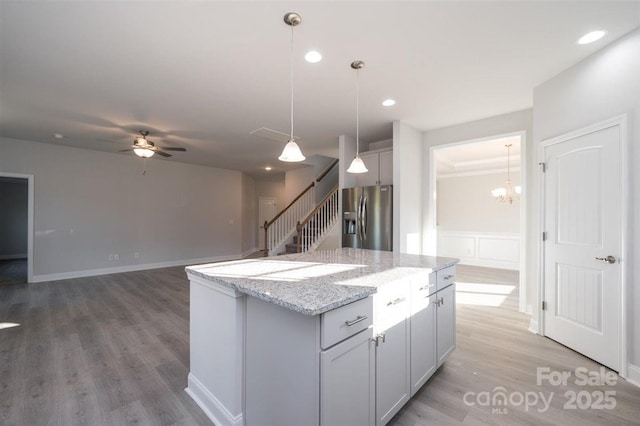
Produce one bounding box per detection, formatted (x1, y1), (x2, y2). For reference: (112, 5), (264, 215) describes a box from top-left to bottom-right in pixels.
(0, 322), (20, 330)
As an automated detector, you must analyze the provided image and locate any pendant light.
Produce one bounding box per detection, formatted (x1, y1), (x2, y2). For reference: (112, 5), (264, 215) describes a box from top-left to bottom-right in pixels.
(347, 60), (368, 174)
(278, 13), (305, 162)
(491, 144), (521, 204)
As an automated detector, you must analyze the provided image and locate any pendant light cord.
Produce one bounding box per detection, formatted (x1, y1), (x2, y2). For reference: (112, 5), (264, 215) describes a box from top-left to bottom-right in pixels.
(290, 25), (294, 140)
(356, 67), (360, 157)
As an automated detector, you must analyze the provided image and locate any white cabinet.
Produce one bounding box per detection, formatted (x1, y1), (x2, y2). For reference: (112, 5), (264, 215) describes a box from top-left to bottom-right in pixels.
(410, 284), (437, 396)
(356, 149), (393, 187)
(379, 150), (393, 185)
(321, 328), (375, 426)
(409, 269), (456, 398)
(436, 283), (456, 366)
(374, 281), (411, 426)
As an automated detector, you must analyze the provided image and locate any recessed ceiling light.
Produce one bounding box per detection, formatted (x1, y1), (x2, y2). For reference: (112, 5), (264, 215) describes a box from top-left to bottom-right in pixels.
(265, 166), (272, 171)
(304, 50), (322, 63)
(578, 30), (607, 45)
(53, 133), (64, 139)
(382, 99), (396, 107)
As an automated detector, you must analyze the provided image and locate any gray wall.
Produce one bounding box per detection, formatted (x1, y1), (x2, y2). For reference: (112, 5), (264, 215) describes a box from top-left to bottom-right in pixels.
(393, 121), (423, 254)
(0, 137), (244, 279)
(241, 173), (256, 254)
(284, 165), (315, 204)
(437, 172), (521, 233)
(533, 29), (640, 370)
(0, 179), (28, 258)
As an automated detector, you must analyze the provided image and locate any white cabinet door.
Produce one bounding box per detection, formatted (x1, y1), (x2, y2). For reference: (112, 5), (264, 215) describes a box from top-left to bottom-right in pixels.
(378, 150), (393, 186)
(356, 151), (380, 187)
(436, 284), (456, 366)
(410, 291), (437, 396)
(375, 282), (410, 426)
(321, 328), (375, 426)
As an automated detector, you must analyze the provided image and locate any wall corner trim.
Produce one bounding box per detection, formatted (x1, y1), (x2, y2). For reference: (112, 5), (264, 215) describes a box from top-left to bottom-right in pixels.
(626, 364), (640, 388)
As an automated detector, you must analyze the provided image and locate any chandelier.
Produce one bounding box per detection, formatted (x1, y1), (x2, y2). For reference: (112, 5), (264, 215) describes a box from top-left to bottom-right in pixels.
(491, 144), (521, 204)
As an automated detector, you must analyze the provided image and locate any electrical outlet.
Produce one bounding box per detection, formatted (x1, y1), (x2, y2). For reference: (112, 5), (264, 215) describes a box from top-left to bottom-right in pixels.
(109, 254), (115, 261)
(134, 252), (140, 259)
(113, 254), (119, 261)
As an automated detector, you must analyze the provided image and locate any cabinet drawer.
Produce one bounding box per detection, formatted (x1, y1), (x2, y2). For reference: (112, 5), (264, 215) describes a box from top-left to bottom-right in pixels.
(436, 266), (456, 291)
(321, 297), (373, 349)
(410, 272), (436, 314)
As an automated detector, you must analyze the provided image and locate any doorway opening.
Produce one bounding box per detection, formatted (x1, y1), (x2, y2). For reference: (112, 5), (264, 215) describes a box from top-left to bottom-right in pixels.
(258, 197), (277, 253)
(0, 173), (34, 284)
(429, 131), (527, 313)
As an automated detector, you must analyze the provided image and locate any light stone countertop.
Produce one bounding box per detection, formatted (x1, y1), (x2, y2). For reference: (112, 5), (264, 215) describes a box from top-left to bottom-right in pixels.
(185, 248), (458, 316)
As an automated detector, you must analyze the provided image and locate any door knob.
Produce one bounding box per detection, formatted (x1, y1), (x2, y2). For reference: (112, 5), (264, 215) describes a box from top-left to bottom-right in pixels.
(595, 255), (616, 264)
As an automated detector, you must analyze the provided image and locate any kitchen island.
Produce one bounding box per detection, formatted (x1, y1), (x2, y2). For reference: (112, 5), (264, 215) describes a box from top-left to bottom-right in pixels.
(185, 248), (458, 426)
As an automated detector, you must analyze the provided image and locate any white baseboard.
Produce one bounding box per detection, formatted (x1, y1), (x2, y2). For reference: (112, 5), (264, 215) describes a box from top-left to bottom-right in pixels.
(241, 247), (260, 258)
(528, 318), (539, 335)
(186, 373), (244, 426)
(0, 254), (27, 260)
(626, 364), (640, 388)
(31, 253), (241, 283)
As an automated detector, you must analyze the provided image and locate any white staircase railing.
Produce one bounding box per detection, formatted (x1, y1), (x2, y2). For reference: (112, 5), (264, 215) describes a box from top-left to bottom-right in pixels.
(264, 183), (315, 255)
(295, 185), (339, 253)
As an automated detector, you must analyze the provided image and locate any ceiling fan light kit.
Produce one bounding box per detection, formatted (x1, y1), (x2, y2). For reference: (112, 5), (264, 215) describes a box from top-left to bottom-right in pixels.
(278, 12), (305, 163)
(347, 60), (368, 174)
(121, 130), (187, 160)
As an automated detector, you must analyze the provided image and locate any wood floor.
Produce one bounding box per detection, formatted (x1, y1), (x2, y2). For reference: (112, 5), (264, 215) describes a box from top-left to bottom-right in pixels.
(1, 263), (639, 425)
(0, 259), (27, 286)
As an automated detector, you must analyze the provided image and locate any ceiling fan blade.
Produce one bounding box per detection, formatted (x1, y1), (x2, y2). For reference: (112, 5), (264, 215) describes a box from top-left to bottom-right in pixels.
(154, 150), (172, 157)
(159, 147), (187, 152)
(119, 149), (134, 152)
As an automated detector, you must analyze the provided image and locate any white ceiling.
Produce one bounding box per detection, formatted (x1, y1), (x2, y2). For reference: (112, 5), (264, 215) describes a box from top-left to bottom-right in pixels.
(1, 1), (638, 178)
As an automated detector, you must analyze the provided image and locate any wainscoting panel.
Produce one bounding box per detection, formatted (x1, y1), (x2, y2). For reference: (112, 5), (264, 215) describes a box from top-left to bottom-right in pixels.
(437, 231), (520, 270)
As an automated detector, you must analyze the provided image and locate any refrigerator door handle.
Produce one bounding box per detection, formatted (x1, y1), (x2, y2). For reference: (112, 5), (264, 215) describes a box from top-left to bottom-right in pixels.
(362, 196), (367, 241)
(356, 195), (363, 240)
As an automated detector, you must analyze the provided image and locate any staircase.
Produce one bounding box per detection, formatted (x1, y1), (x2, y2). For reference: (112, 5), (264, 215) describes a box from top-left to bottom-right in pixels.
(264, 159), (339, 256)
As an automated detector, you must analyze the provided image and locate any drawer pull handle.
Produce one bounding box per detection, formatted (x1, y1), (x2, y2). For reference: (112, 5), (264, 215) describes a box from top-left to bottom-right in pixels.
(386, 297), (406, 306)
(444, 275), (455, 280)
(436, 297), (444, 307)
(344, 315), (368, 327)
(419, 284), (435, 291)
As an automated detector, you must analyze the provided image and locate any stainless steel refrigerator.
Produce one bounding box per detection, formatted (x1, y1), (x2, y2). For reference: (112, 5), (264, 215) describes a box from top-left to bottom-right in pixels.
(342, 185), (393, 251)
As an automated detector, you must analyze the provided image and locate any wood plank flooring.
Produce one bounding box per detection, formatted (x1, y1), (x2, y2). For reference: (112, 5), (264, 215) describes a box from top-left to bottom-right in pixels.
(1, 263), (639, 425)
(0, 259), (27, 286)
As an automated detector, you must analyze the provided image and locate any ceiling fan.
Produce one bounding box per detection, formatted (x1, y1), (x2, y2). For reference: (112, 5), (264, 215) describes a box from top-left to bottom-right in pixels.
(120, 130), (187, 158)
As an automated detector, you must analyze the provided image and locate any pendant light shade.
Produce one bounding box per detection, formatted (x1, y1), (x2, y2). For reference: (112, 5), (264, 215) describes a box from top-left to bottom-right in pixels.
(347, 156), (368, 173)
(278, 140), (305, 162)
(279, 13), (305, 163)
(347, 60), (368, 174)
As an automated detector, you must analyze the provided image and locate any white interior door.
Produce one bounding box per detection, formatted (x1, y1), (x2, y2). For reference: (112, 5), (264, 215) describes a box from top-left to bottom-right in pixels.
(542, 123), (623, 372)
(258, 197), (277, 250)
